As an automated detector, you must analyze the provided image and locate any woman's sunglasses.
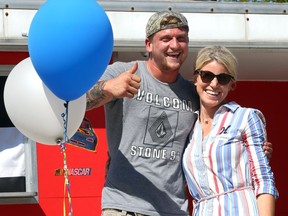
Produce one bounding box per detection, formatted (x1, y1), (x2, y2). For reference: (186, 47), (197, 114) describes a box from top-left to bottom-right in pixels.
(195, 70), (234, 85)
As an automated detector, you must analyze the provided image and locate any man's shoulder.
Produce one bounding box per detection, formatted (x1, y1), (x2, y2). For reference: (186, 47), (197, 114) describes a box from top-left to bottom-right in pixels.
(103, 61), (139, 78)
(108, 61), (133, 69)
(176, 75), (196, 91)
(109, 60), (145, 68)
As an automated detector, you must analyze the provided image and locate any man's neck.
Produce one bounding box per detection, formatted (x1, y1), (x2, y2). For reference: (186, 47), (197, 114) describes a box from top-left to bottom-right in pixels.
(146, 60), (179, 83)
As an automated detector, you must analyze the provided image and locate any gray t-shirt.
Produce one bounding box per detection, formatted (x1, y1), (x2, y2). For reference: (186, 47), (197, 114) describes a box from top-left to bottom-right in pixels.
(101, 61), (199, 216)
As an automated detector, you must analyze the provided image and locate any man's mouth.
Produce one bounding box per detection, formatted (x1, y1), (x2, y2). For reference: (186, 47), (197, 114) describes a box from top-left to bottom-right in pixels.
(167, 52), (180, 58)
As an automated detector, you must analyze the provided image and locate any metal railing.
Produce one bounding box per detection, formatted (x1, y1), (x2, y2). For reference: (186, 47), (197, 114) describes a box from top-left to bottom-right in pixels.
(1, 0), (288, 14)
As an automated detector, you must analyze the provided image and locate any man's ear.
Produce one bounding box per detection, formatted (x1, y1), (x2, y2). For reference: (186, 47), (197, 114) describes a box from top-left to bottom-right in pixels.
(145, 38), (152, 53)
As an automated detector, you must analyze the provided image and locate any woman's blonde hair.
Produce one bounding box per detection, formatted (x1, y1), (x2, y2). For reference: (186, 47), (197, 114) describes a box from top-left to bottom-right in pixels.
(194, 45), (238, 81)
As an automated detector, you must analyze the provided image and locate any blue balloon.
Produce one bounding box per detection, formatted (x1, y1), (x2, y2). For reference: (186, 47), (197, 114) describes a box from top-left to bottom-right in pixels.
(28, 0), (113, 101)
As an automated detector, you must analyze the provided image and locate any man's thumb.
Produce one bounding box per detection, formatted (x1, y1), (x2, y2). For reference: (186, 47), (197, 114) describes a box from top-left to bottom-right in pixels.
(129, 62), (138, 74)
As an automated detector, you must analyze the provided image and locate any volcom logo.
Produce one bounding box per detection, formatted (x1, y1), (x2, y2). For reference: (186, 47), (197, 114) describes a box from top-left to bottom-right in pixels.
(144, 106), (178, 147)
(148, 111), (173, 145)
(155, 122), (167, 138)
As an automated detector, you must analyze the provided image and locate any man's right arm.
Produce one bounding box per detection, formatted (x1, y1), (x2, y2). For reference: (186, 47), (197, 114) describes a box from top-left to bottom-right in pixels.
(86, 62), (141, 111)
(86, 80), (113, 111)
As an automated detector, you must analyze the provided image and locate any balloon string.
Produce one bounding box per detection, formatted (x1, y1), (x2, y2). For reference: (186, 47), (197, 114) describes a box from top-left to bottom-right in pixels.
(59, 101), (73, 216)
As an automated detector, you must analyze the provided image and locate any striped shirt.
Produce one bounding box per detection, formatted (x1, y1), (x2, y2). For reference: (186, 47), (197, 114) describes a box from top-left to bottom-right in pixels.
(182, 102), (278, 216)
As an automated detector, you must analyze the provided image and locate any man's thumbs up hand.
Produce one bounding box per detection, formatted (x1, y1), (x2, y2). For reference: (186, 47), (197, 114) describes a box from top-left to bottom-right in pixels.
(106, 62), (141, 99)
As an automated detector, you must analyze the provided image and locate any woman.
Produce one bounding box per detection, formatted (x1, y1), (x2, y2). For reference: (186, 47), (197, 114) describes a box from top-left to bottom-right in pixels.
(182, 46), (278, 216)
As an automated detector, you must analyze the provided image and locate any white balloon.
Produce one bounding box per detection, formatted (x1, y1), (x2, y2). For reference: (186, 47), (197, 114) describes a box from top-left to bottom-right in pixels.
(4, 57), (86, 145)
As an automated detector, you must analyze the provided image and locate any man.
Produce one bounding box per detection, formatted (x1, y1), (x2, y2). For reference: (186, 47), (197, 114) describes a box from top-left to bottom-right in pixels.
(86, 10), (272, 216)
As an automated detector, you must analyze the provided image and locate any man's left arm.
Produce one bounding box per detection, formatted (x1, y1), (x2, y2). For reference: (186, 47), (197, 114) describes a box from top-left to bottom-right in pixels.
(263, 141), (273, 160)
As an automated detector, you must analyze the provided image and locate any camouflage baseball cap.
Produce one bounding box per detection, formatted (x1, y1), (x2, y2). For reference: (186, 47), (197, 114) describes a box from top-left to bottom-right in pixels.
(146, 10), (189, 38)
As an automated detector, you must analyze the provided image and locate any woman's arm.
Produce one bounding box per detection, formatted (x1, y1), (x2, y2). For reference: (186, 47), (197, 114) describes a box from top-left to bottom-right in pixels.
(257, 194), (275, 216)
(245, 109), (278, 216)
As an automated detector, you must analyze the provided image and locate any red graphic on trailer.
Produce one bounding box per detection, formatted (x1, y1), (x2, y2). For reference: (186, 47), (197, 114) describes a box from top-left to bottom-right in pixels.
(68, 117), (98, 152)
